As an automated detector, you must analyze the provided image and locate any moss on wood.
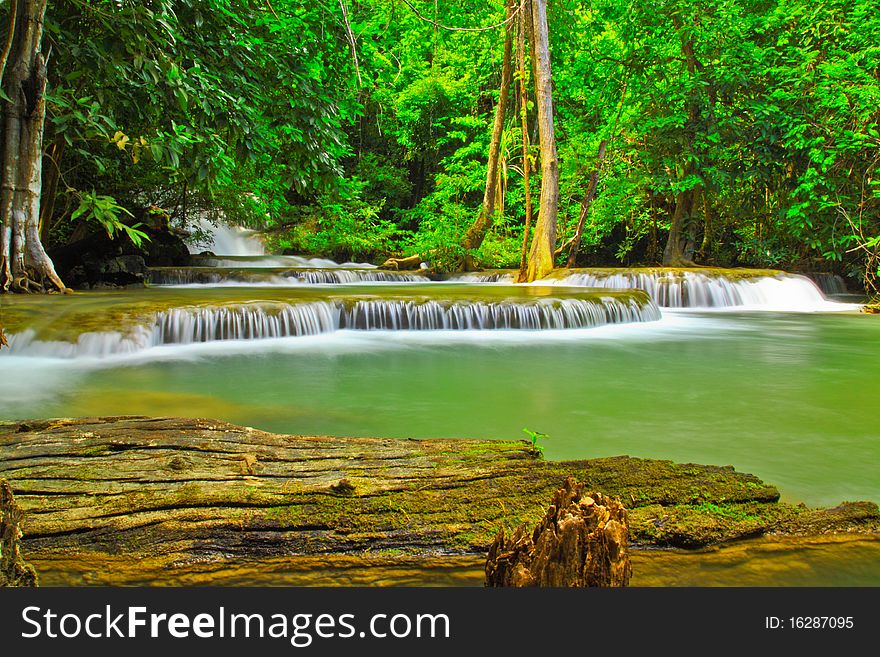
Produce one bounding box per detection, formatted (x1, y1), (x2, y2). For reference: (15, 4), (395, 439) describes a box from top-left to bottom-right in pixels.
(0, 416), (876, 585)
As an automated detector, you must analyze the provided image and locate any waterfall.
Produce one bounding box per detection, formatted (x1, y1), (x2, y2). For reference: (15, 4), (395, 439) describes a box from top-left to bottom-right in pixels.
(805, 272), (848, 296)
(186, 218), (265, 256)
(188, 255), (378, 269)
(154, 303), (340, 344)
(549, 270), (844, 310)
(148, 268), (426, 286)
(3, 296), (660, 358)
(292, 270), (425, 284)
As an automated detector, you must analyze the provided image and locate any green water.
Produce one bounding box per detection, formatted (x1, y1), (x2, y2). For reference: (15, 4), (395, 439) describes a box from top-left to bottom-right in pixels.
(2, 297), (877, 507)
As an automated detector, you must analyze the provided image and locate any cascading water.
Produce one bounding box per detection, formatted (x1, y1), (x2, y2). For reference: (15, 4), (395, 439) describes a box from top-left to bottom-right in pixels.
(548, 269), (852, 311)
(3, 296), (660, 358)
(806, 272), (848, 296)
(186, 218), (266, 256)
(187, 255), (379, 269)
(148, 268), (425, 286)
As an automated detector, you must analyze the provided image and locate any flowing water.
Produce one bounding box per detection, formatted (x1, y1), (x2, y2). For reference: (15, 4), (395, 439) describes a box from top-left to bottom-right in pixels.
(1, 224), (876, 585)
(1, 286), (874, 507)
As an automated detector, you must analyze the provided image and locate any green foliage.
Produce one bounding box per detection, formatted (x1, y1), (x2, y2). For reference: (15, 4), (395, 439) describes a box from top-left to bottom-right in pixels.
(17, 0), (878, 289)
(70, 191), (149, 248)
(522, 427), (550, 457)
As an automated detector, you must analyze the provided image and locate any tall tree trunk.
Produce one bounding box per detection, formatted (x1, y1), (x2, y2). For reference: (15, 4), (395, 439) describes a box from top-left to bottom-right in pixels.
(461, 1), (515, 269)
(561, 78), (628, 267)
(663, 179), (698, 267)
(1, 0), (64, 293)
(663, 15), (701, 268)
(698, 192), (713, 260)
(562, 139), (606, 268)
(522, 0), (558, 282)
(516, 2), (534, 278)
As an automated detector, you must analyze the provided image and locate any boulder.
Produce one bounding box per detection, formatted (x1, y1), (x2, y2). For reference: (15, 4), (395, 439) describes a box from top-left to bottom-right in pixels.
(49, 213), (190, 288)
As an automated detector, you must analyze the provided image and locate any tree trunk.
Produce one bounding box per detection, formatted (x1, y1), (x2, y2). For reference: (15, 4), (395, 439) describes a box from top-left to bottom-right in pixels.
(698, 192), (713, 260)
(561, 139), (607, 267)
(0, 0), (64, 293)
(663, 184), (698, 266)
(461, 1), (515, 269)
(663, 15), (702, 268)
(0, 416), (806, 586)
(516, 3), (534, 278)
(38, 137), (62, 243)
(522, 0), (558, 282)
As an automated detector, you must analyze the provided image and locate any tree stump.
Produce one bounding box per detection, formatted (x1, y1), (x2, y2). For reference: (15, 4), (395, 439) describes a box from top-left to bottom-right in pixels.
(485, 476), (631, 587)
(0, 480), (37, 587)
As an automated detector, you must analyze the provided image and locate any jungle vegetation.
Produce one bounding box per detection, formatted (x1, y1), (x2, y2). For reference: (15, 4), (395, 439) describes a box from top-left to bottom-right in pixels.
(0, 0), (878, 292)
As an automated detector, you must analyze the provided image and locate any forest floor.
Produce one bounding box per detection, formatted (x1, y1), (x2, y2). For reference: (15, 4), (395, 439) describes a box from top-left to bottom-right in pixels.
(1, 416), (877, 585)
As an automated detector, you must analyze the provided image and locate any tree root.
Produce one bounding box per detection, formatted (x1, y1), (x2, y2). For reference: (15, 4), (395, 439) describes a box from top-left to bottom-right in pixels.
(5, 268), (68, 294)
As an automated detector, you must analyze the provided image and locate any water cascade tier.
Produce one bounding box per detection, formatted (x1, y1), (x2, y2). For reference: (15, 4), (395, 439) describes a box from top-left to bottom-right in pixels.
(2, 290), (659, 358)
(545, 268), (843, 310)
(188, 254), (378, 269)
(149, 267), (427, 286)
(150, 261), (850, 312)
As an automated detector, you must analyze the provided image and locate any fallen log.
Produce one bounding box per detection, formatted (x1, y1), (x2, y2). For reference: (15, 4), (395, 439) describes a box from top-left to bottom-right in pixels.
(379, 254), (424, 270)
(0, 416), (877, 585)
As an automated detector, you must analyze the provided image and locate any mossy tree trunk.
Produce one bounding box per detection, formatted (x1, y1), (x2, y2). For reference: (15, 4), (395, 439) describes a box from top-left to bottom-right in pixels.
(461, 1), (516, 270)
(516, 1), (534, 280)
(522, 0), (558, 282)
(663, 15), (702, 268)
(1, 479), (37, 586)
(485, 477), (632, 587)
(0, 0), (65, 293)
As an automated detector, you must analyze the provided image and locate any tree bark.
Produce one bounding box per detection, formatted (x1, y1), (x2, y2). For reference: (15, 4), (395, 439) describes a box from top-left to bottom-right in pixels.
(663, 181), (699, 267)
(38, 137), (62, 243)
(0, 479), (37, 587)
(522, 0), (558, 282)
(561, 139), (607, 267)
(461, 1), (515, 269)
(0, 416), (810, 586)
(516, 2), (534, 278)
(662, 15), (702, 268)
(0, 0), (65, 293)
(485, 476), (632, 587)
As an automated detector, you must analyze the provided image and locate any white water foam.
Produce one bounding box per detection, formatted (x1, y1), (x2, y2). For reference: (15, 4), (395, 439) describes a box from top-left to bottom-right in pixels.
(549, 270), (859, 312)
(185, 218), (266, 256)
(2, 297), (661, 360)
